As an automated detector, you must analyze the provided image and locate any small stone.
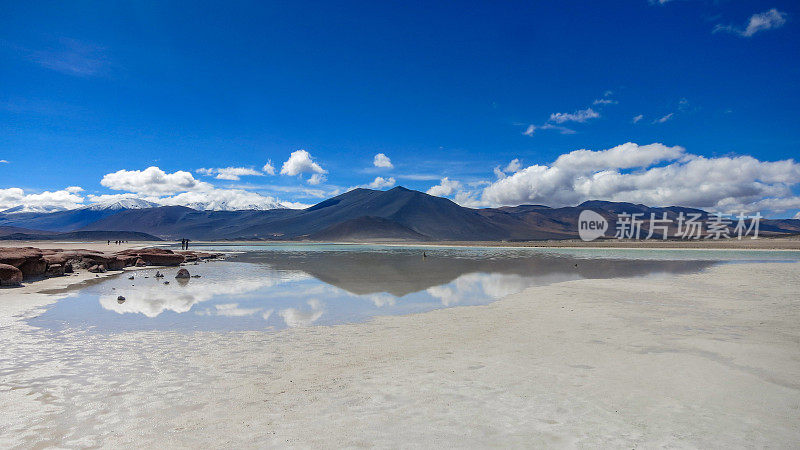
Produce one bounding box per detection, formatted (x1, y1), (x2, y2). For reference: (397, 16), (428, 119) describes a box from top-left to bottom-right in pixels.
(117, 295), (126, 304)
(175, 268), (190, 279)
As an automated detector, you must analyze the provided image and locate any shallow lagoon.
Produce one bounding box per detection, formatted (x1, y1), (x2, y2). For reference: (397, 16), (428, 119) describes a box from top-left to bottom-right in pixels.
(29, 244), (800, 333)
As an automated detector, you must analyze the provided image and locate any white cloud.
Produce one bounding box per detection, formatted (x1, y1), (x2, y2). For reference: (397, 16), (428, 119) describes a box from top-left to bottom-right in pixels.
(504, 159), (522, 173)
(632, 114), (644, 123)
(523, 123), (575, 136)
(714, 9), (787, 37)
(0, 187), (86, 212)
(593, 91), (617, 105)
(477, 142), (800, 214)
(159, 188), (290, 210)
(197, 167), (263, 181)
(307, 173), (327, 185)
(262, 160), (275, 175)
(426, 177), (462, 197)
(280, 150), (326, 177)
(549, 108), (600, 124)
(366, 176), (396, 189)
(373, 153), (393, 169)
(0, 159), (8, 163)
(101, 166), (209, 195)
(522, 124), (536, 136)
(653, 113), (674, 124)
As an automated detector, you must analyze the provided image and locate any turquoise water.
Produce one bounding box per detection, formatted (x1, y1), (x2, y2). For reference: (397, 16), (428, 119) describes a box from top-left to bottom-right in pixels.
(28, 245), (800, 333)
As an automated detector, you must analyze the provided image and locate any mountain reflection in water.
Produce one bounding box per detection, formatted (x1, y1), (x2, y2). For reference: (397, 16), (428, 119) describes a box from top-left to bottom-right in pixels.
(30, 247), (720, 333)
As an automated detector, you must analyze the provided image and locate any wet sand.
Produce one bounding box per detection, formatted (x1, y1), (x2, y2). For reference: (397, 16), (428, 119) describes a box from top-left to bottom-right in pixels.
(1, 260), (798, 447)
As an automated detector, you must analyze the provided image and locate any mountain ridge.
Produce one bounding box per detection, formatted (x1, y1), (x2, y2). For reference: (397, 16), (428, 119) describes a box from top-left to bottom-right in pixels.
(1, 186), (798, 241)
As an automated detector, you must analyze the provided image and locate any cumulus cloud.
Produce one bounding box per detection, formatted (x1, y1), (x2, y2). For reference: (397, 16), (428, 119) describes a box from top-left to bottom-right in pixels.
(280, 150), (326, 177)
(101, 166), (209, 195)
(426, 177), (462, 197)
(158, 188), (290, 210)
(478, 142), (800, 214)
(0, 186), (85, 212)
(262, 160), (276, 175)
(714, 9), (787, 37)
(549, 108), (600, 124)
(366, 176), (396, 189)
(197, 167), (263, 181)
(373, 153), (393, 168)
(98, 166), (305, 210)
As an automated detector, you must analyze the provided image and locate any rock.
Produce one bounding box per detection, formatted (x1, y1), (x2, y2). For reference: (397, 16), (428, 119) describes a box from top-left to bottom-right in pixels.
(0, 247), (43, 267)
(43, 253), (70, 266)
(46, 264), (65, 277)
(117, 296), (126, 303)
(135, 258), (146, 267)
(0, 263), (23, 286)
(128, 276), (134, 280)
(88, 264), (107, 273)
(19, 258), (47, 278)
(175, 268), (190, 279)
(120, 248), (185, 266)
(139, 253), (185, 266)
(163, 281), (169, 285)
(63, 262), (74, 273)
(155, 271), (164, 278)
(0, 247), (48, 279)
(191, 275), (201, 278)
(106, 258), (123, 271)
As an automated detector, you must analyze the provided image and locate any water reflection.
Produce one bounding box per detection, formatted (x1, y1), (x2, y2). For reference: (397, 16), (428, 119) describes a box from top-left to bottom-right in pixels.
(30, 247), (728, 333)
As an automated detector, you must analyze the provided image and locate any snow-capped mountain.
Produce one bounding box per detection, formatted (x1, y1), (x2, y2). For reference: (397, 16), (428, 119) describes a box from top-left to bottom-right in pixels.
(82, 198), (161, 211)
(180, 200), (286, 211)
(1, 204), (70, 214)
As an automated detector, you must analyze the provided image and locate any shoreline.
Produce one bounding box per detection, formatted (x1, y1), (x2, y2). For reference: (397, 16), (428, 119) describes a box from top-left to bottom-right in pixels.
(165, 236), (800, 250)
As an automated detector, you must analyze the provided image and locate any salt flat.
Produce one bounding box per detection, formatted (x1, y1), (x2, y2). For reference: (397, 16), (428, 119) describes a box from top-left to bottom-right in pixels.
(1, 259), (798, 448)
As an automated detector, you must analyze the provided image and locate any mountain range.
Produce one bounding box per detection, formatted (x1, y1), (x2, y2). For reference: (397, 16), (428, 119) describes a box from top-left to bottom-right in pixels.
(1, 186), (799, 241)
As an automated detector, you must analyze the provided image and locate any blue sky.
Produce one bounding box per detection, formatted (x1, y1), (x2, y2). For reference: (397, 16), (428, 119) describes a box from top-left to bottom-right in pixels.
(1, 1), (799, 216)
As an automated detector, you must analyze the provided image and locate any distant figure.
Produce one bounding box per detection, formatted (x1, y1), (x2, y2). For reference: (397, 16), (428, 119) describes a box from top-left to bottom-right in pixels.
(185, 239), (189, 250)
(423, 251), (427, 258)
(107, 240), (110, 245)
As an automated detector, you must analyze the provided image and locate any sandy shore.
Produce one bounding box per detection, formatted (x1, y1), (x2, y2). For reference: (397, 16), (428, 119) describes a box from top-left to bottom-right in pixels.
(1, 258), (798, 447)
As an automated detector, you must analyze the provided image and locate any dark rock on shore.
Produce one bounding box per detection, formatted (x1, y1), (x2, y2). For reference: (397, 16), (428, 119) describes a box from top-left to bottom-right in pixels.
(118, 248), (185, 266)
(0, 263), (23, 286)
(0, 246), (223, 287)
(175, 268), (190, 278)
(88, 264), (107, 273)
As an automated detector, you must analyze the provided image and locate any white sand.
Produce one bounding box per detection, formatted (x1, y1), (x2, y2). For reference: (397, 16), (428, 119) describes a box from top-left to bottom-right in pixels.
(1, 262), (798, 447)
